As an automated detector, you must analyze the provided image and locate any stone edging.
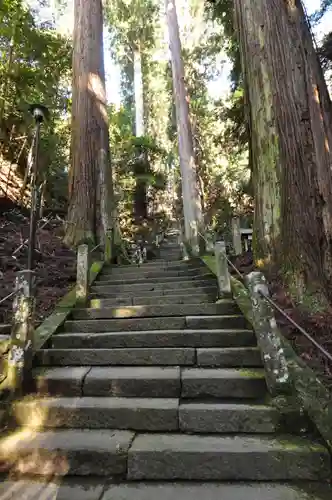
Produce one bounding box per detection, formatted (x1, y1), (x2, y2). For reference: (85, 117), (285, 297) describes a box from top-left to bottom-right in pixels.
(201, 255), (332, 452)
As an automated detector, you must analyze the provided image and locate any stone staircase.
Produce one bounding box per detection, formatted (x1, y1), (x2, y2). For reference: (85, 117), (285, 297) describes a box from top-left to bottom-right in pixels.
(0, 236), (331, 498)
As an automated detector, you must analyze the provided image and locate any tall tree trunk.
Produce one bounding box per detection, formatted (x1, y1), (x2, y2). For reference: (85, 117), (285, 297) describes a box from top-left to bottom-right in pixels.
(65, 0), (113, 247)
(133, 44), (147, 220)
(165, 0), (203, 253)
(234, 0), (332, 301)
(134, 47), (144, 137)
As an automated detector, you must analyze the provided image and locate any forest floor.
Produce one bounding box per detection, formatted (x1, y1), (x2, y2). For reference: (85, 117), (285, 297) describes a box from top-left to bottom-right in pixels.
(232, 251), (332, 389)
(0, 209), (76, 326)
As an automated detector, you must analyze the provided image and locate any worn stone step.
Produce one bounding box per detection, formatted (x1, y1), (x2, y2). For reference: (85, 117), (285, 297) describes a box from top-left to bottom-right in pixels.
(52, 329), (256, 349)
(33, 366), (180, 398)
(179, 402), (279, 433)
(15, 397), (179, 431)
(33, 367), (90, 396)
(186, 315), (248, 329)
(36, 347), (196, 366)
(181, 368), (266, 399)
(89, 293), (214, 307)
(100, 482), (332, 500)
(197, 347), (262, 367)
(90, 285), (218, 299)
(83, 367), (180, 398)
(90, 279), (216, 294)
(101, 268), (207, 279)
(96, 273), (214, 285)
(0, 478), (106, 500)
(127, 434), (330, 480)
(63, 315), (247, 333)
(71, 302), (239, 320)
(0, 429), (134, 476)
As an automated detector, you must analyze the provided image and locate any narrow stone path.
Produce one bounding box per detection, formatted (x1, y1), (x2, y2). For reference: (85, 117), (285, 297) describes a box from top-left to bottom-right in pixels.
(0, 235), (331, 499)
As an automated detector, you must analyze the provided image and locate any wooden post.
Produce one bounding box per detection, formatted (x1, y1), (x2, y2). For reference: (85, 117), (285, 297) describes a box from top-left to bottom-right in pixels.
(7, 270), (36, 395)
(232, 217), (242, 255)
(214, 241), (231, 297)
(76, 244), (89, 304)
(246, 271), (291, 395)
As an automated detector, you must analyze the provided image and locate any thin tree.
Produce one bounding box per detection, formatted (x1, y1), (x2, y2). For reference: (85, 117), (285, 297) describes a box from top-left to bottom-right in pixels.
(234, 0), (332, 301)
(165, 0), (203, 253)
(65, 0), (113, 247)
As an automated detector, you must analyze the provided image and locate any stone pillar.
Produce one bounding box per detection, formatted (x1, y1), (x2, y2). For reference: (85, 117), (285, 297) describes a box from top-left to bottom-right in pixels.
(245, 271), (291, 396)
(205, 232), (215, 253)
(76, 244), (90, 304)
(104, 230), (112, 264)
(214, 241), (231, 297)
(7, 270), (36, 395)
(232, 217), (242, 255)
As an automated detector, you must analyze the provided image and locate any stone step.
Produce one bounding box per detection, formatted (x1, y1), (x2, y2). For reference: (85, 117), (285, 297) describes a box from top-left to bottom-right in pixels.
(71, 302), (239, 320)
(15, 397), (179, 431)
(36, 347), (196, 366)
(92, 482), (332, 500)
(33, 366), (181, 398)
(38, 348), (261, 368)
(52, 329), (256, 349)
(96, 273), (214, 285)
(0, 478), (106, 500)
(127, 434), (330, 480)
(197, 347), (262, 367)
(33, 367), (266, 400)
(1, 481), (331, 500)
(63, 315), (247, 333)
(89, 293), (214, 307)
(179, 402), (279, 433)
(101, 268), (207, 279)
(90, 285), (218, 299)
(181, 368), (266, 399)
(0, 428), (134, 476)
(90, 279), (216, 293)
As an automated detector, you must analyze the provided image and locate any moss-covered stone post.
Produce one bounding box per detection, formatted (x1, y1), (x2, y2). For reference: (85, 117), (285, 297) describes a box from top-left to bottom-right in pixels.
(215, 241), (231, 297)
(205, 231), (214, 253)
(245, 271), (291, 396)
(232, 217), (242, 255)
(7, 270), (36, 395)
(76, 244), (90, 305)
(104, 230), (112, 264)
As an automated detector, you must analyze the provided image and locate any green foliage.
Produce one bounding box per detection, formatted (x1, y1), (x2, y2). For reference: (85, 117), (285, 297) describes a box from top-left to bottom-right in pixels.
(0, 0), (71, 208)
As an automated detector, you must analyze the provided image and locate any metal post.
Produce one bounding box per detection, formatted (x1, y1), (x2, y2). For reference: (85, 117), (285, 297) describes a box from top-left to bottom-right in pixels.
(27, 120), (41, 273)
(27, 104), (49, 276)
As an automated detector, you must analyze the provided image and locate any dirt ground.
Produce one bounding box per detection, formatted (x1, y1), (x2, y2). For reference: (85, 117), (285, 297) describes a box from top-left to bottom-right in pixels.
(0, 209), (76, 326)
(232, 251), (332, 388)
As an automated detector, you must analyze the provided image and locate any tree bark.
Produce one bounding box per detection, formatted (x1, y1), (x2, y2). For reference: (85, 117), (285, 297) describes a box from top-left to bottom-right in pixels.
(165, 0), (203, 253)
(133, 45), (147, 220)
(65, 0), (113, 247)
(234, 0), (332, 300)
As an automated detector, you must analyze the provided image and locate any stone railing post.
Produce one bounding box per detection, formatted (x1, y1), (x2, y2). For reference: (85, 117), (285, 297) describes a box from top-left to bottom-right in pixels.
(232, 217), (242, 255)
(214, 241), (231, 297)
(76, 244), (90, 305)
(7, 270), (36, 394)
(104, 230), (113, 264)
(245, 271), (291, 396)
(205, 232), (214, 253)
